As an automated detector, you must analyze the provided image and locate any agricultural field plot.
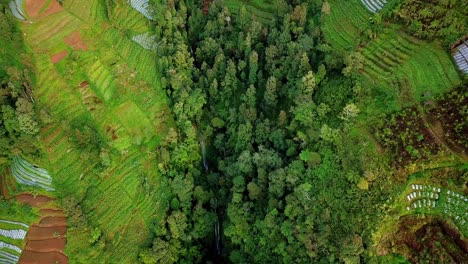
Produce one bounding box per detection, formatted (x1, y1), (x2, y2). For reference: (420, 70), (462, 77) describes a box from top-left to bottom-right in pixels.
(224, 0), (276, 25)
(373, 166), (468, 262)
(128, 0), (154, 20)
(403, 184), (467, 234)
(360, 0), (387, 13)
(7, 193), (70, 264)
(11, 0), (172, 263)
(452, 40), (468, 74)
(11, 156), (55, 192)
(322, 0), (371, 51)
(0, 220), (29, 264)
(359, 30), (462, 111)
(132, 32), (158, 50)
(65, 149), (165, 263)
(115, 1), (154, 34)
(8, 0), (26, 20)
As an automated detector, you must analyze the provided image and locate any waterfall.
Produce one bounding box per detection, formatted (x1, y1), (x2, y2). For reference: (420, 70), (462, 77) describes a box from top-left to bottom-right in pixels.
(200, 139), (221, 256)
(214, 198), (221, 255)
(200, 139), (209, 171)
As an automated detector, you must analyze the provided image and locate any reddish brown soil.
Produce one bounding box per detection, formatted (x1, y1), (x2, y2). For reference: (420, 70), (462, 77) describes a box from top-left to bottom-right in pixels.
(19, 251), (68, 264)
(51, 51), (68, 64)
(27, 225), (66, 240)
(16, 194), (69, 264)
(383, 215), (468, 263)
(25, 0), (63, 19)
(202, 0), (211, 14)
(79, 81), (89, 88)
(39, 216), (67, 227)
(25, 238), (66, 252)
(64, 32), (88, 51)
(39, 209), (66, 216)
(15, 194), (54, 207)
(24, 0), (46, 18)
(106, 125), (118, 141)
(0, 169), (11, 198)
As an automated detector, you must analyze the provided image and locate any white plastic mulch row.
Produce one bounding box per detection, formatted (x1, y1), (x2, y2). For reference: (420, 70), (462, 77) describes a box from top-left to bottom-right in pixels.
(0, 250), (19, 264)
(0, 230), (26, 241)
(11, 156), (55, 192)
(128, 0), (154, 20)
(361, 0), (387, 13)
(8, 0), (25, 20)
(453, 41), (468, 74)
(406, 191), (439, 201)
(0, 221), (28, 230)
(8, 0), (26, 20)
(132, 32), (158, 50)
(0, 242), (21, 254)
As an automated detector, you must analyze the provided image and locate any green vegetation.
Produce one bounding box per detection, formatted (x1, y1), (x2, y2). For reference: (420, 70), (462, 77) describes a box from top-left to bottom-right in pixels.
(223, 0), (278, 24)
(321, 0), (370, 51)
(0, 0), (466, 263)
(392, 0), (468, 46)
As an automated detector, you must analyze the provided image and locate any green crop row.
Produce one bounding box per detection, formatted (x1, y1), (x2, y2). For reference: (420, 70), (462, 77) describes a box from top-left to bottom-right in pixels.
(111, 3), (150, 33)
(322, 0), (370, 51)
(65, 0), (107, 23)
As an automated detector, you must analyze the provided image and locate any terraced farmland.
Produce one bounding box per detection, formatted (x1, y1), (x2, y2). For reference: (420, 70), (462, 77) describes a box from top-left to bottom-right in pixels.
(128, 0), (154, 20)
(14, 0), (172, 262)
(8, 0), (26, 20)
(132, 32), (158, 50)
(453, 40), (468, 74)
(404, 184), (468, 233)
(359, 29), (462, 109)
(224, 0), (276, 25)
(322, 0), (370, 51)
(361, 0), (387, 13)
(11, 156), (54, 192)
(0, 220), (29, 264)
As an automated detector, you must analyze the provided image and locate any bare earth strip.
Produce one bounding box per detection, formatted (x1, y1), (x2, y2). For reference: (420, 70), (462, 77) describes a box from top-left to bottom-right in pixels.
(25, 0), (63, 19)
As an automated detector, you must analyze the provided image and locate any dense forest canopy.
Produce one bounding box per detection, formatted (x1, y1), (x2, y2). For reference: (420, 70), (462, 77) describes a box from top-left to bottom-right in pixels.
(0, 0), (466, 263)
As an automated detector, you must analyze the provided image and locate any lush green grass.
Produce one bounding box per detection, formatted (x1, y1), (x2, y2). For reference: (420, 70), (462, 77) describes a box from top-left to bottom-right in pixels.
(17, 0), (172, 263)
(322, 0), (371, 51)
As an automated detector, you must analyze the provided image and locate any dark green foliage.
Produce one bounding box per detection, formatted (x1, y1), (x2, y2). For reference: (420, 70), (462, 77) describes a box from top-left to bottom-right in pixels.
(62, 196), (88, 228)
(0, 4), (40, 165)
(141, 0), (394, 262)
(393, 0), (468, 46)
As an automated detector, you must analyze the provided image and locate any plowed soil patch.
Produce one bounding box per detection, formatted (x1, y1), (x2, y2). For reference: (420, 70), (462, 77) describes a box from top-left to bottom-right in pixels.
(24, 0), (46, 18)
(64, 32), (88, 50)
(25, 238), (66, 252)
(25, 0), (63, 19)
(0, 170), (11, 198)
(15, 194), (54, 207)
(39, 209), (66, 216)
(19, 250), (68, 264)
(27, 225), (66, 240)
(39, 216), (67, 227)
(51, 51), (68, 64)
(79, 81), (89, 88)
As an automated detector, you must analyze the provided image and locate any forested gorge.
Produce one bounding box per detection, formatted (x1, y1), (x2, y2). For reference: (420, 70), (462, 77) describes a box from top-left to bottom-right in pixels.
(0, 0), (466, 263)
(141, 0), (394, 262)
